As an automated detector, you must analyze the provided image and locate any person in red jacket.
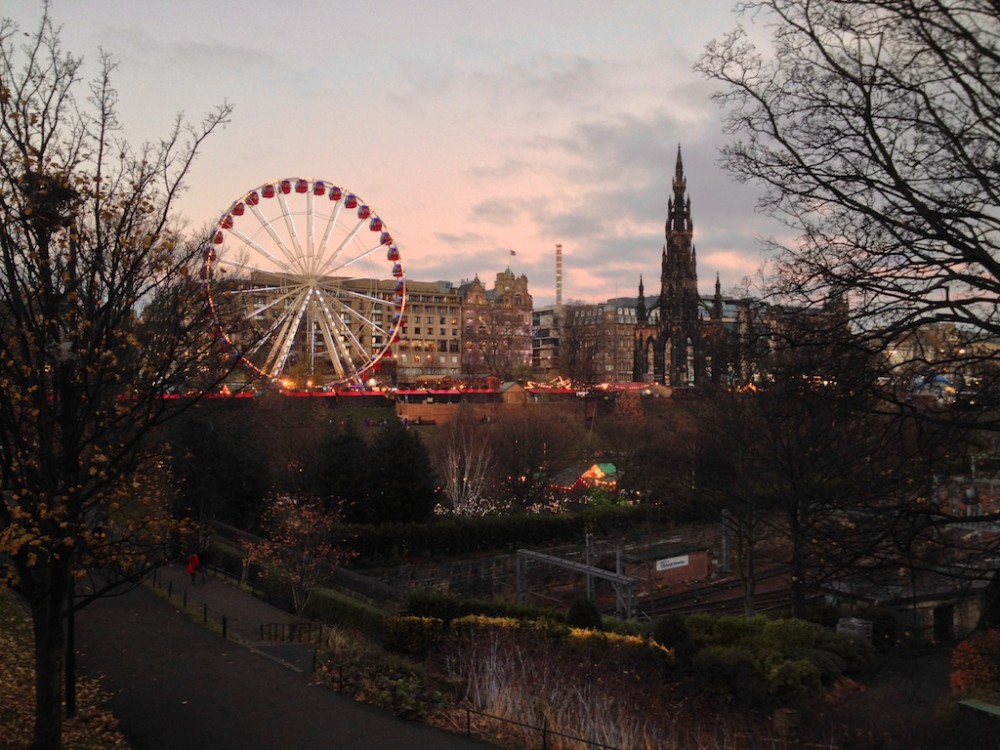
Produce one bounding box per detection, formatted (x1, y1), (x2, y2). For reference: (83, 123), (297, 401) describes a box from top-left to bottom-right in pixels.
(186, 553), (200, 584)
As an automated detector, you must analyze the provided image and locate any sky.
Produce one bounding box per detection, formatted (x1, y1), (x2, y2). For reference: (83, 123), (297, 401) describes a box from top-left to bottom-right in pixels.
(5, 1), (787, 307)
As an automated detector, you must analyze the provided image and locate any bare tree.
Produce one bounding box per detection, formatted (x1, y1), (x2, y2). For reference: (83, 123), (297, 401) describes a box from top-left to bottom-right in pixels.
(698, 0), (1000, 405)
(694, 390), (771, 616)
(487, 409), (584, 510)
(430, 409), (501, 515)
(463, 304), (533, 382)
(0, 8), (232, 748)
(557, 304), (607, 387)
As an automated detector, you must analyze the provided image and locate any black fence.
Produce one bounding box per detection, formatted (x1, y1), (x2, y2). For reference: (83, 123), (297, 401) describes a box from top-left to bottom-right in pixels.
(318, 656), (623, 750)
(149, 568), (234, 640)
(259, 621), (324, 644)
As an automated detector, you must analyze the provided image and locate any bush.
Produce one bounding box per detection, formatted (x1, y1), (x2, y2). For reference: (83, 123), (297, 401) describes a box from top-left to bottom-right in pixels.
(650, 614), (694, 672)
(405, 589), (562, 623)
(567, 629), (674, 672)
(787, 647), (847, 685)
(566, 598), (602, 630)
(688, 613), (766, 648)
(692, 645), (768, 709)
(766, 659), (823, 702)
(665, 611), (873, 705)
(951, 629), (1000, 695)
(758, 618), (821, 652)
(815, 629), (876, 676)
(383, 616), (445, 656)
(305, 587), (390, 638)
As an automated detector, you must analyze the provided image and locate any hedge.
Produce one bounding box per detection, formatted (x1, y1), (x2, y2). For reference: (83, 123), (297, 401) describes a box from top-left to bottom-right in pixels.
(337, 503), (680, 565)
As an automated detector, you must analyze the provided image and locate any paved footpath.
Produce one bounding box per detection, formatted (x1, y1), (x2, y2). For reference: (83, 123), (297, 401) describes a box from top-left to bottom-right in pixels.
(76, 564), (497, 750)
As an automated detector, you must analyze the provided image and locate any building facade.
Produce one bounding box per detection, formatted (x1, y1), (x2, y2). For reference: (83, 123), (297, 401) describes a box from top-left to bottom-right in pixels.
(531, 304), (562, 379)
(561, 298), (638, 384)
(458, 268), (533, 382)
(390, 280), (463, 386)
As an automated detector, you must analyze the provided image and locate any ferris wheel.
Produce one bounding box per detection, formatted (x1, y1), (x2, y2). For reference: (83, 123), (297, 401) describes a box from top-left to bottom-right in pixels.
(201, 178), (406, 389)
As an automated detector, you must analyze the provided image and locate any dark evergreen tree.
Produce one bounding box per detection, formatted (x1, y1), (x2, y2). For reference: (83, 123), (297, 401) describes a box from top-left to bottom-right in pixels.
(346, 420), (440, 524)
(304, 418), (370, 512)
(172, 412), (272, 530)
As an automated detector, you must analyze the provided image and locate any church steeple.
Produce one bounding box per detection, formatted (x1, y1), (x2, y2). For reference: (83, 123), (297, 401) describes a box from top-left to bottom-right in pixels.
(636, 275), (647, 324)
(667, 145), (691, 235)
(712, 272), (723, 320)
(662, 143), (697, 322)
(673, 144), (686, 195)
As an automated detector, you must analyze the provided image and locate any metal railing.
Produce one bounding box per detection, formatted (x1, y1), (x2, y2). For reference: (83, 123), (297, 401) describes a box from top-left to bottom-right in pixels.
(259, 621), (324, 644)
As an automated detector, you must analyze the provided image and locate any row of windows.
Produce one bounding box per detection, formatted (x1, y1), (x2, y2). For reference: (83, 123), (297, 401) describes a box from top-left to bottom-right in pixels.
(397, 340), (462, 353)
(410, 316), (459, 325)
(404, 328), (459, 337)
(398, 354), (461, 365)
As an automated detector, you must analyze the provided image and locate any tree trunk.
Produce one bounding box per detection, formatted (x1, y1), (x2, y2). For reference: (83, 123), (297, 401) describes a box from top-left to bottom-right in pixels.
(740, 535), (756, 617)
(65, 582), (76, 718)
(31, 568), (69, 750)
(789, 514), (807, 618)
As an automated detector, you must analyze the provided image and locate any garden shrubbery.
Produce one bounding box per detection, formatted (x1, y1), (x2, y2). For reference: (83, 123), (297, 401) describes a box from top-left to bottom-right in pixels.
(950, 628), (1000, 699)
(653, 612), (875, 708)
(306, 587), (391, 637)
(406, 588), (563, 623)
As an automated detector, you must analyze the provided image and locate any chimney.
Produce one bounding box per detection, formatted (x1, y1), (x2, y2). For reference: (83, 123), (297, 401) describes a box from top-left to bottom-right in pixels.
(555, 243), (563, 306)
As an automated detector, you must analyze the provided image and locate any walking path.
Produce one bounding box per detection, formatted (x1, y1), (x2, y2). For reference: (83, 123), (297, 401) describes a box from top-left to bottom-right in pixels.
(76, 562), (497, 750)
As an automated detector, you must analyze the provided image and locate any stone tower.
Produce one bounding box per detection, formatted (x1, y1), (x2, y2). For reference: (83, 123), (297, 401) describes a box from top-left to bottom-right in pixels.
(633, 146), (709, 387)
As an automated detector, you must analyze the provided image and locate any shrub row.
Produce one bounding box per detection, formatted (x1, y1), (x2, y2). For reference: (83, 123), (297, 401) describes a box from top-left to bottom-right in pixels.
(405, 588), (563, 623)
(305, 587), (390, 638)
(651, 612), (877, 709)
(383, 612), (675, 670)
(338, 504), (679, 565)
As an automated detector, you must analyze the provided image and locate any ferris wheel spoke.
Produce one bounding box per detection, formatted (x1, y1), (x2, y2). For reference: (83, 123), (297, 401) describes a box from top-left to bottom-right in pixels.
(263, 293), (310, 376)
(222, 275), (306, 320)
(248, 286), (304, 319)
(314, 203), (345, 276)
(315, 278), (394, 311)
(321, 288), (393, 340)
(306, 190), (316, 265)
(313, 310), (351, 382)
(313, 287), (380, 346)
(321, 241), (385, 278)
(312, 296), (366, 380)
(226, 225), (296, 274)
(276, 191), (308, 268)
(247, 202), (301, 270)
(323, 303), (372, 371)
(239, 305), (293, 359)
(314, 220), (367, 277)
